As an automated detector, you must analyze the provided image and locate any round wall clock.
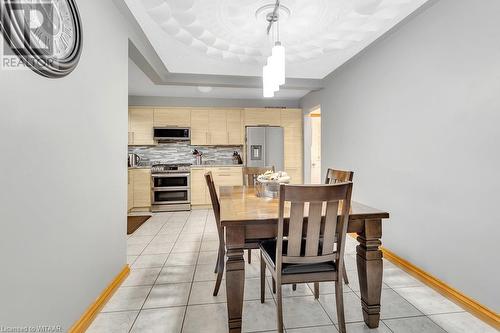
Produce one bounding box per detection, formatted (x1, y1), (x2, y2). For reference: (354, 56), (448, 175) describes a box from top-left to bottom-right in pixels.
(0, 0), (83, 78)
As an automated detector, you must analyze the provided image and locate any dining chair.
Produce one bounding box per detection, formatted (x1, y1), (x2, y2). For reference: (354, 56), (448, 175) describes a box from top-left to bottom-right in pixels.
(205, 171), (260, 296)
(325, 168), (354, 185)
(259, 182), (353, 333)
(290, 168), (354, 293)
(243, 166), (275, 186)
(325, 168), (354, 286)
(242, 165), (275, 264)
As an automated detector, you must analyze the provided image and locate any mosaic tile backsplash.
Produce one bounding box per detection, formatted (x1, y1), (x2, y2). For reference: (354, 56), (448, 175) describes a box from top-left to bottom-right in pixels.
(128, 142), (243, 166)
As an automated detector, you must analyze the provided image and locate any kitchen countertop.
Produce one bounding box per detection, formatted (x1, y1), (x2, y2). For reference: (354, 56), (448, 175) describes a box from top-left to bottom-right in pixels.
(128, 166), (152, 169)
(129, 164), (244, 170)
(191, 164), (244, 168)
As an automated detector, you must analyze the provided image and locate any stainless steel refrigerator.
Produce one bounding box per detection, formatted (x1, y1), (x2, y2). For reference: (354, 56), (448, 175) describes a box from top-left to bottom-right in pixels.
(246, 126), (284, 171)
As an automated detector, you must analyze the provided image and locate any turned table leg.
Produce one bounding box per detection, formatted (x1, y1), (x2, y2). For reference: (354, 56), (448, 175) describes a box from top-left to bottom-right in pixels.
(356, 219), (383, 328)
(225, 226), (245, 333)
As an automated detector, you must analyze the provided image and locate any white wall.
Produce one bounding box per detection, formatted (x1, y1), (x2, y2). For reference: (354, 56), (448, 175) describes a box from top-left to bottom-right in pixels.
(0, 1), (129, 329)
(301, 0), (500, 311)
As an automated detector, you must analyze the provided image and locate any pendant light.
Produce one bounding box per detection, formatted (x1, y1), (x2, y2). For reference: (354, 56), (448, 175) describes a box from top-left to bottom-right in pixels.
(263, 64), (274, 98)
(263, 0), (285, 98)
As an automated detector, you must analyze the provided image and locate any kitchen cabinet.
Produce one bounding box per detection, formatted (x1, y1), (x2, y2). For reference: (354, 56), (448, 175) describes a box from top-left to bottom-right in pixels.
(282, 109), (303, 184)
(208, 110), (228, 145)
(244, 108), (281, 126)
(127, 171), (133, 211)
(154, 108), (191, 127)
(129, 108), (154, 145)
(190, 166), (243, 206)
(190, 109), (243, 146)
(190, 167), (207, 205)
(190, 109), (209, 145)
(227, 109), (243, 145)
(128, 168), (152, 211)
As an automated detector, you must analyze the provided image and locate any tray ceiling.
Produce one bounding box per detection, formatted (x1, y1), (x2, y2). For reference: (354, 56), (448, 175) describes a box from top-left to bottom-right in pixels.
(126, 0), (428, 79)
(129, 59), (310, 100)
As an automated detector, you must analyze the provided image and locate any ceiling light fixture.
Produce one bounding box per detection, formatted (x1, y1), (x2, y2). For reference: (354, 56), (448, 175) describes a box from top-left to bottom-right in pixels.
(262, 0), (285, 98)
(197, 86), (213, 93)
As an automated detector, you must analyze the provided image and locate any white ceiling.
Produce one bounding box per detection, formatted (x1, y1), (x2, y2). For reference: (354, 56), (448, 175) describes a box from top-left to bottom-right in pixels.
(126, 0), (428, 79)
(128, 59), (310, 99)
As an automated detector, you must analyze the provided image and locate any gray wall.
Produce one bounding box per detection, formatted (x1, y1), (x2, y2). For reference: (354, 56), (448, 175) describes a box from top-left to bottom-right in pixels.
(301, 0), (500, 311)
(0, 1), (129, 329)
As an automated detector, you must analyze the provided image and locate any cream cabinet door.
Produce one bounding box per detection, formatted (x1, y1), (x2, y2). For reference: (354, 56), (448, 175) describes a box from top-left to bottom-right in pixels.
(132, 169), (151, 209)
(153, 108), (191, 127)
(227, 109), (243, 145)
(281, 109), (303, 128)
(210, 167), (243, 195)
(127, 171), (134, 211)
(129, 108), (154, 145)
(190, 109), (209, 145)
(190, 168), (207, 205)
(208, 110), (228, 145)
(282, 109), (303, 184)
(244, 108), (281, 126)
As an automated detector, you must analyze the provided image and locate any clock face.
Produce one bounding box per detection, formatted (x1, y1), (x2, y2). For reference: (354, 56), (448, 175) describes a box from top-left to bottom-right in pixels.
(0, 0), (83, 78)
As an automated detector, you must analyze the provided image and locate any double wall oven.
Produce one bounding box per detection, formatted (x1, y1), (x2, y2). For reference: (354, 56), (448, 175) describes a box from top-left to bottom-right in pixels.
(151, 164), (191, 212)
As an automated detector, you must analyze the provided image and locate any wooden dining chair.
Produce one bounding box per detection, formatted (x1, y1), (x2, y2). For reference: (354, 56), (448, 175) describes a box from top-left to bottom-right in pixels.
(325, 168), (354, 285)
(204, 171), (260, 296)
(242, 166), (275, 264)
(289, 168), (354, 293)
(243, 166), (275, 186)
(260, 182), (353, 333)
(325, 168), (354, 185)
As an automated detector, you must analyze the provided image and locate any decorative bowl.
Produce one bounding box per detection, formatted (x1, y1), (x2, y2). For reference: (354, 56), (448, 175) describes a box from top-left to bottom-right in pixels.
(256, 171), (290, 198)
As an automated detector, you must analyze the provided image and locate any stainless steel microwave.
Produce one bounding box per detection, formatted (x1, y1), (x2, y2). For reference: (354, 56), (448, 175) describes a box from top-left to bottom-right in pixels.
(153, 127), (190, 141)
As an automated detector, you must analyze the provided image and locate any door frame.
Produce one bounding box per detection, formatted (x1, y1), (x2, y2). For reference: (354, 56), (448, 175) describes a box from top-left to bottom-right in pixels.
(303, 105), (321, 184)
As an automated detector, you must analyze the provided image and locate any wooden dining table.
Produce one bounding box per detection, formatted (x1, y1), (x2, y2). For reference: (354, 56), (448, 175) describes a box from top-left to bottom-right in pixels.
(219, 185), (390, 333)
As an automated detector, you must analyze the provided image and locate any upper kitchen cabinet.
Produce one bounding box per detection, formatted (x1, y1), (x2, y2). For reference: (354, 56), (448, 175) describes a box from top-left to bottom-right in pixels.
(191, 109), (243, 146)
(129, 108), (154, 145)
(244, 108), (281, 126)
(281, 109), (303, 128)
(208, 109), (228, 145)
(154, 108), (191, 127)
(190, 109), (209, 145)
(226, 109), (244, 145)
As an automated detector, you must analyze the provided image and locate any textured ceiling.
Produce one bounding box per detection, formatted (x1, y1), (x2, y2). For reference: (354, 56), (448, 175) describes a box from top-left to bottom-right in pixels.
(126, 0), (428, 78)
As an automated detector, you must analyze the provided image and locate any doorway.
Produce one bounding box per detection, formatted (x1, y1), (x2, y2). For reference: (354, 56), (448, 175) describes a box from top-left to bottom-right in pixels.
(310, 107), (321, 184)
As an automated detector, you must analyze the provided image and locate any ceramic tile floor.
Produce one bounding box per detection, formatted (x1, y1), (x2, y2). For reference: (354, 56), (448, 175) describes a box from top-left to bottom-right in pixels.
(88, 210), (497, 333)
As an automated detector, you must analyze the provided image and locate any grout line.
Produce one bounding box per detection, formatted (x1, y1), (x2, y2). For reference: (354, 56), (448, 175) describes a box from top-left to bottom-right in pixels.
(180, 209), (209, 333)
(126, 212), (181, 333)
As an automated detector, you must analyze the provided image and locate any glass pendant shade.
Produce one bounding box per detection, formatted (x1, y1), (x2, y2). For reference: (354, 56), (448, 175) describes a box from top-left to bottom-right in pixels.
(263, 65), (274, 98)
(272, 43), (285, 86)
(268, 56), (280, 92)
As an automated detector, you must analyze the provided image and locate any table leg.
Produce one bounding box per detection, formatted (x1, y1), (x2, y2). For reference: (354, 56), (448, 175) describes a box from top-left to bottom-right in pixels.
(356, 219), (383, 328)
(225, 226), (245, 333)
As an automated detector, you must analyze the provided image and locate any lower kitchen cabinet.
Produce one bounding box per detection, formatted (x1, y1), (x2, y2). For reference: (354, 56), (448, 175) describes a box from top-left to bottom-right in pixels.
(190, 167), (207, 205)
(190, 166), (243, 206)
(128, 168), (152, 212)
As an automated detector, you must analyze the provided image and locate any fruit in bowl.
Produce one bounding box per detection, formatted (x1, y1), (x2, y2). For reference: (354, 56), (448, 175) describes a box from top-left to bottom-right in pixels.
(257, 171), (291, 184)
